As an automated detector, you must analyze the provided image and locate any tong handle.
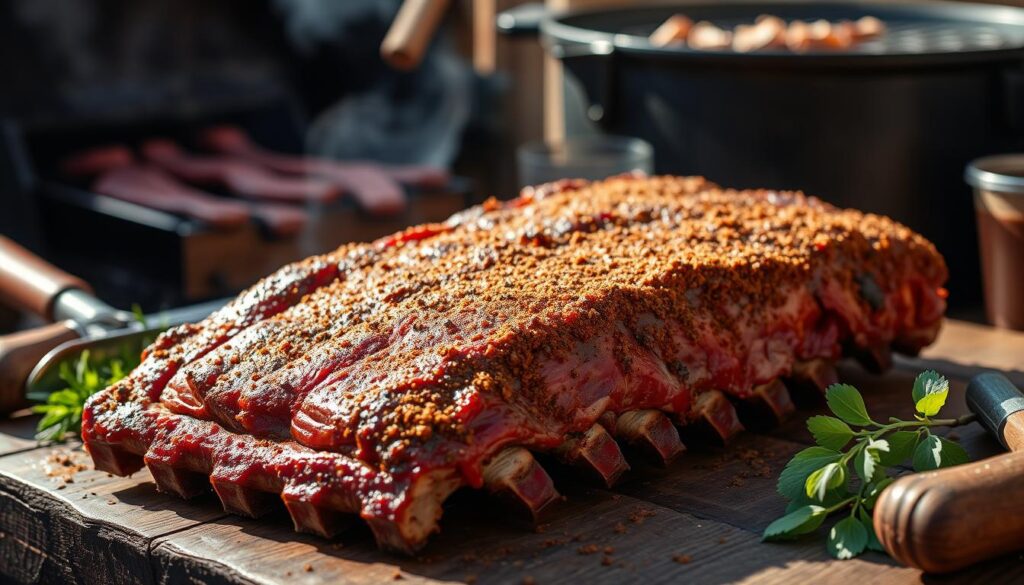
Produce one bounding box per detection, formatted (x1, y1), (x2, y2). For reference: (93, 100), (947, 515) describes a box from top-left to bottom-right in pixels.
(381, 0), (451, 70)
(0, 321), (79, 414)
(0, 236), (91, 321)
(875, 373), (1024, 573)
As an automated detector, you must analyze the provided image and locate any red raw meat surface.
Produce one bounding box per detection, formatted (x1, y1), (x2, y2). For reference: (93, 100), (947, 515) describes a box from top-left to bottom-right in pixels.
(83, 175), (947, 553)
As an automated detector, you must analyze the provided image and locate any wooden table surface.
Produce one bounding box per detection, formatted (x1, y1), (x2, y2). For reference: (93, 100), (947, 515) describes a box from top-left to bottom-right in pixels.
(1, 319), (1023, 585)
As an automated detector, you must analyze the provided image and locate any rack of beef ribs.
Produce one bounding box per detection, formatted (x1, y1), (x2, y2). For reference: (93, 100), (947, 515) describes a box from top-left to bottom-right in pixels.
(82, 175), (948, 553)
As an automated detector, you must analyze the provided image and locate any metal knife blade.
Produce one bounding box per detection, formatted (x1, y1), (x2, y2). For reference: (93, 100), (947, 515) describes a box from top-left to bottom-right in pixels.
(25, 298), (227, 400)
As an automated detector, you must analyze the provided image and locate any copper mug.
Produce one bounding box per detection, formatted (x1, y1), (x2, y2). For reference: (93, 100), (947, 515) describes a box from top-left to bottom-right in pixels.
(966, 154), (1024, 330)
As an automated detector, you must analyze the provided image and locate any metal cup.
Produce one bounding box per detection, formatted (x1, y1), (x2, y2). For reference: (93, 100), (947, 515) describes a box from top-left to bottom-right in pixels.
(966, 154), (1024, 330)
(517, 135), (653, 188)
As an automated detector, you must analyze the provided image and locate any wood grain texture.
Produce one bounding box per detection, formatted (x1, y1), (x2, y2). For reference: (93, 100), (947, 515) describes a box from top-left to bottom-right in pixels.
(0, 413), (40, 457)
(914, 320), (1024, 385)
(0, 444), (226, 584)
(0, 319), (1020, 584)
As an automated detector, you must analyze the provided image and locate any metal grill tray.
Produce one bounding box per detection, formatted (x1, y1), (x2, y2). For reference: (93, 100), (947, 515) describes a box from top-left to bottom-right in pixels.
(545, 1), (1024, 67)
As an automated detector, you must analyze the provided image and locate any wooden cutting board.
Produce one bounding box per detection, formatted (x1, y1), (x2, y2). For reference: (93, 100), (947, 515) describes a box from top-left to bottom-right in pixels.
(0, 319), (1022, 584)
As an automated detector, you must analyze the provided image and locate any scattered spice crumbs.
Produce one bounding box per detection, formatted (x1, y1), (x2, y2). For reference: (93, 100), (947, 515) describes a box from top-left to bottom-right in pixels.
(613, 522), (628, 534)
(522, 577), (536, 585)
(673, 554), (693, 564)
(577, 544), (600, 555)
(629, 507), (656, 524)
(44, 449), (90, 488)
(303, 563), (314, 572)
(601, 555), (614, 566)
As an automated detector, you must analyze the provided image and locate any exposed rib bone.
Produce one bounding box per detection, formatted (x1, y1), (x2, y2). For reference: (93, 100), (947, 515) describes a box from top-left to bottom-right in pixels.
(734, 379), (795, 430)
(482, 447), (562, 521)
(854, 343), (893, 374)
(210, 476), (278, 518)
(788, 358), (839, 394)
(145, 460), (210, 499)
(556, 424), (630, 487)
(281, 483), (352, 538)
(689, 390), (745, 443)
(85, 442), (144, 477)
(365, 469), (463, 554)
(752, 379), (796, 421)
(893, 321), (943, 356)
(614, 410), (686, 465)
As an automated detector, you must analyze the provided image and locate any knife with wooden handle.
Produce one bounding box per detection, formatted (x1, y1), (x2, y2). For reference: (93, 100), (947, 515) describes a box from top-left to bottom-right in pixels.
(874, 372), (1024, 573)
(0, 236), (223, 413)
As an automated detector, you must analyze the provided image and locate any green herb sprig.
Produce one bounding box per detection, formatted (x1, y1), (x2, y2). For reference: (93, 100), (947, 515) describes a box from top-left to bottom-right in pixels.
(33, 305), (152, 443)
(32, 350), (133, 442)
(763, 371), (975, 559)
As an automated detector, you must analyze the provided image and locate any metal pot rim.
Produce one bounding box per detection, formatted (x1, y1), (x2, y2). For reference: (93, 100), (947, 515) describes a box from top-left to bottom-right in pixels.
(965, 154), (1024, 194)
(541, 0), (1024, 70)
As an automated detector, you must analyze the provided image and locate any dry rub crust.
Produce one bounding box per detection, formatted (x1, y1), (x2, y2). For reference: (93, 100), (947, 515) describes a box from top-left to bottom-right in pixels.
(82, 175), (948, 553)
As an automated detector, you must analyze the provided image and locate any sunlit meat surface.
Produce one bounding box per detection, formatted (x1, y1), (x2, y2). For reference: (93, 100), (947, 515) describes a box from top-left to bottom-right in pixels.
(82, 175), (947, 553)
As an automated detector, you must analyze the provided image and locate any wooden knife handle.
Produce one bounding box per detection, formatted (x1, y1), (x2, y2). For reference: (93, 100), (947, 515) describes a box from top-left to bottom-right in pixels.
(0, 236), (91, 320)
(874, 410), (1024, 573)
(0, 321), (79, 414)
(381, 0), (451, 70)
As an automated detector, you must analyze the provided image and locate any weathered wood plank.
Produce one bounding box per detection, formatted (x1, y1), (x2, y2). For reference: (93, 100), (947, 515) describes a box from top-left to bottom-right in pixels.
(0, 412), (40, 457)
(152, 484), (924, 585)
(915, 320), (1024, 384)
(0, 444), (226, 584)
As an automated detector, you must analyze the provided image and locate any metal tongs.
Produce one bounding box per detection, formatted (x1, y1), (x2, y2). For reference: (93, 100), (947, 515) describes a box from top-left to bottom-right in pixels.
(0, 236), (221, 412)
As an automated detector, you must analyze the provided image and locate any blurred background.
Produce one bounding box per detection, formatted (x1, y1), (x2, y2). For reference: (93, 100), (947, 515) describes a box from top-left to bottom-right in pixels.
(3, 0), (1024, 336)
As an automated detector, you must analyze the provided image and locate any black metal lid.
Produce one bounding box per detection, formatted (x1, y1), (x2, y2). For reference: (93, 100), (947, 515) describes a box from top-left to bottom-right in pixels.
(966, 372), (1024, 449)
(543, 1), (1024, 69)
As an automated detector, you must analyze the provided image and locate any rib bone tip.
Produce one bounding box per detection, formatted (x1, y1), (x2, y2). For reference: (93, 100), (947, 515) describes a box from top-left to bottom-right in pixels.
(145, 460), (210, 499)
(557, 424), (631, 487)
(483, 447), (561, 521)
(693, 390), (745, 443)
(615, 410), (687, 465)
(789, 358), (840, 394)
(751, 379), (796, 422)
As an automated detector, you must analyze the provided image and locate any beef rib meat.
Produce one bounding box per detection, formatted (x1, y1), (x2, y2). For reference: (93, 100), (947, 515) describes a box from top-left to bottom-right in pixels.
(82, 175), (947, 553)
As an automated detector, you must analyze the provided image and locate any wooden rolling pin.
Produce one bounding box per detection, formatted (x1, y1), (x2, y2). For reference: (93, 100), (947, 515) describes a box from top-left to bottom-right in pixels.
(380, 0), (451, 70)
(875, 372), (1024, 573)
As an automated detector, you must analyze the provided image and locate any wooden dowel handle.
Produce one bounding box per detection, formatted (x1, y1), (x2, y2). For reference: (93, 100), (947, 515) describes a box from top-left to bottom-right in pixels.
(381, 0), (451, 71)
(874, 410), (1024, 573)
(0, 236), (91, 320)
(0, 321), (79, 414)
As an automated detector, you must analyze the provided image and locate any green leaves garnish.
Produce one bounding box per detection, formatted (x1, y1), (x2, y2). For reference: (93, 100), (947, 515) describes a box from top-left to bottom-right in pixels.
(877, 431), (918, 467)
(825, 384), (874, 426)
(853, 440), (884, 483)
(828, 516), (869, 559)
(912, 435), (969, 472)
(912, 370), (949, 417)
(33, 349), (136, 442)
(763, 371), (976, 559)
(777, 446), (842, 501)
(805, 462), (846, 501)
(807, 416), (854, 450)
(763, 505), (828, 540)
